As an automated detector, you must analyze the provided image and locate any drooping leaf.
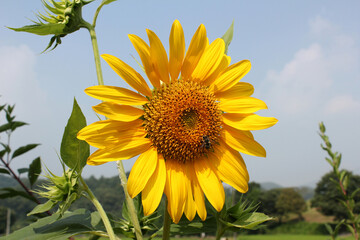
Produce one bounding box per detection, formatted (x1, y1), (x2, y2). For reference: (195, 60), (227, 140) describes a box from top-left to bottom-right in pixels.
(0, 209), (105, 240)
(0, 168), (10, 175)
(0, 188), (37, 202)
(221, 20), (234, 54)
(8, 23), (66, 36)
(101, 0), (117, 5)
(12, 144), (40, 159)
(27, 200), (56, 216)
(18, 168), (29, 175)
(29, 157), (42, 186)
(60, 98), (89, 173)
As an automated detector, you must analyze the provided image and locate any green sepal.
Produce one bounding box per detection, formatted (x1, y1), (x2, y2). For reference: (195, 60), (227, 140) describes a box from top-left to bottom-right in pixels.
(60, 98), (89, 173)
(28, 157), (42, 186)
(27, 200), (56, 216)
(11, 143), (40, 160)
(221, 20), (234, 55)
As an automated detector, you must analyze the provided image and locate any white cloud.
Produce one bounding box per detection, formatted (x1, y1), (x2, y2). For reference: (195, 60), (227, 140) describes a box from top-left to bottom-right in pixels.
(0, 45), (47, 118)
(265, 16), (360, 115)
(324, 95), (360, 114)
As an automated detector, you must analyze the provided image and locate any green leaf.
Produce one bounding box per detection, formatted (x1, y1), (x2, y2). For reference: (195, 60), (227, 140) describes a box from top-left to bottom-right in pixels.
(8, 23), (66, 36)
(0, 188), (37, 202)
(29, 157), (42, 186)
(18, 168), (29, 175)
(221, 20), (234, 55)
(60, 98), (89, 173)
(224, 212), (273, 230)
(0, 168), (10, 175)
(1, 209), (105, 240)
(324, 223), (333, 235)
(0, 121), (27, 133)
(12, 144), (40, 159)
(351, 188), (360, 199)
(27, 200), (56, 216)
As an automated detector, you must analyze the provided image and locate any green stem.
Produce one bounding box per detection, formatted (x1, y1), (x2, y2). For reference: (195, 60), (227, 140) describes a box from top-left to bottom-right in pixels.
(80, 176), (117, 240)
(162, 199), (171, 240)
(84, 22), (104, 86)
(116, 161), (143, 240)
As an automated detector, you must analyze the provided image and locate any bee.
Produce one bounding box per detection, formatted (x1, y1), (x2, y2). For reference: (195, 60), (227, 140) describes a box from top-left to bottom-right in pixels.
(200, 135), (211, 150)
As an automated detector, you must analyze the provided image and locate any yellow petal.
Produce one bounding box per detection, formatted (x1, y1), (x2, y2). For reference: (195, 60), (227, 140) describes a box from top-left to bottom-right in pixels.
(77, 119), (143, 140)
(85, 85), (148, 105)
(210, 144), (249, 193)
(194, 157), (225, 212)
(191, 38), (225, 82)
(147, 29), (170, 84)
(181, 24), (207, 80)
(87, 138), (152, 165)
(215, 82), (254, 99)
(93, 102), (144, 121)
(164, 160), (187, 223)
(84, 127), (146, 149)
(202, 55), (231, 86)
(127, 147), (158, 198)
(223, 113), (278, 131)
(102, 54), (152, 97)
(183, 164), (196, 221)
(169, 20), (185, 81)
(222, 125), (266, 157)
(128, 34), (161, 88)
(211, 60), (251, 93)
(219, 97), (267, 113)
(189, 165), (207, 221)
(142, 153), (166, 216)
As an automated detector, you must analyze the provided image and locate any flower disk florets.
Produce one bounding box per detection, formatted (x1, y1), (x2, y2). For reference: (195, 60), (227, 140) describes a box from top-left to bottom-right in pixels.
(143, 79), (222, 163)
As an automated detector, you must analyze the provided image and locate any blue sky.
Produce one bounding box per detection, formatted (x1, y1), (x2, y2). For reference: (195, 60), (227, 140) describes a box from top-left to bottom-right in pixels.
(1, 0), (359, 187)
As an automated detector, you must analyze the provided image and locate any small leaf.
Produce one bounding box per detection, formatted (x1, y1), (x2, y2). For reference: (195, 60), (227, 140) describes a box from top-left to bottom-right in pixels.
(12, 144), (40, 159)
(324, 223), (333, 234)
(60, 98), (89, 173)
(0, 121), (27, 133)
(27, 200), (56, 216)
(221, 20), (234, 54)
(28, 157), (42, 186)
(225, 212), (273, 230)
(18, 168), (29, 175)
(0, 168), (10, 175)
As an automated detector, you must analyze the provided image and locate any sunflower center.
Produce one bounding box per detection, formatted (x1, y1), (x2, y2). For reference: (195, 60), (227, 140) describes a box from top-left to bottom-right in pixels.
(143, 79), (222, 163)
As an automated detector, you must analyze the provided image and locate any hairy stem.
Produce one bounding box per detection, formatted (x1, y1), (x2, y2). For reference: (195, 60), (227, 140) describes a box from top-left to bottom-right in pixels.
(80, 176), (117, 240)
(116, 161), (143, 240)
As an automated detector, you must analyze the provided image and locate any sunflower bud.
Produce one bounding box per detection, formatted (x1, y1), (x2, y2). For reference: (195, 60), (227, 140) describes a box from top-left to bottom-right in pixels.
(8, 0), (94, 52)
(29, 167), (81, 216)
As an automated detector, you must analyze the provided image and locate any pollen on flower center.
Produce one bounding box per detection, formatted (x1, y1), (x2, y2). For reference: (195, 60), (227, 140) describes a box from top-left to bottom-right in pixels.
(143, 79), (222, 163)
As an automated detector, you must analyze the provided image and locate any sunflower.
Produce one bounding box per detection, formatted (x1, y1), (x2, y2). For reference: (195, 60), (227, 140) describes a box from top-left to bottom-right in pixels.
(78, 20), (277, 223)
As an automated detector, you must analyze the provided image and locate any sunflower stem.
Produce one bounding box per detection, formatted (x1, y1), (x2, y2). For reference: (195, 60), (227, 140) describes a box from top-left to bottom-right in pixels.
(80, 176), (117, 240)
(162, 199), (171, 240)
(116, 160), (143, 240)
(84, 21), (104, 86)
(215, 212), (226, 240)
